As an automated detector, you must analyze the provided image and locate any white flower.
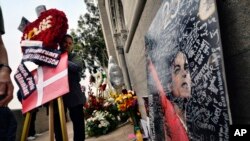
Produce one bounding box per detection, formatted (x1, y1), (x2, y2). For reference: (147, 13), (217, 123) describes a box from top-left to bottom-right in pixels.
(108, 97), (114, 102)
(103, 102), (110, 107)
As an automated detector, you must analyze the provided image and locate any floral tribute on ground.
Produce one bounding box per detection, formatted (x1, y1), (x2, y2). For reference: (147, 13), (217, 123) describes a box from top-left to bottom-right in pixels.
(84, 85), (123, 137)
(84, 86), (141, 137)
(84, 71), (131, 137)
(85, 67), (142, 138)
(114, 89), (141, 127)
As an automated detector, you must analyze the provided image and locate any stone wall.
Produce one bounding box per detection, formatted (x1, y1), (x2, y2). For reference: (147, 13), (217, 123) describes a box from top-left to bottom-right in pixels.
(124, 0), (162, 119)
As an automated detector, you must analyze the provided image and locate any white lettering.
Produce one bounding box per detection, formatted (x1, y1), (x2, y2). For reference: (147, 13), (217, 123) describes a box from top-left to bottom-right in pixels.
(234, 129), (247, 136)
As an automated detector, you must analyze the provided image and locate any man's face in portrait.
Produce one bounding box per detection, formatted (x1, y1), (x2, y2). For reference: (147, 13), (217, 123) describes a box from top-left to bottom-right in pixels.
(171, 52), (191, 98)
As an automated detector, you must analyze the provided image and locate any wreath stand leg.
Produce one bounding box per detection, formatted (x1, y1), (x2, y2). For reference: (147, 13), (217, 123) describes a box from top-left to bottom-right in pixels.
(21, 96), (68, 141)
(21, 112), (31, 141)
(49, 101), (55, 141)
(57, 97), (68, 141)
(48, 97), (68, 141)
(49, 97), (68, 141)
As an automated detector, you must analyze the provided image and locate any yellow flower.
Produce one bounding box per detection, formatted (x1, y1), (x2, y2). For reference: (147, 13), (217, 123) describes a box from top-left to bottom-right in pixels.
(127, 93), (132, 98)
(123, 95), (128, 99)
(114, 90), (137, 112)
(27, 29), (35, 39)
(115, 95), (123, 104)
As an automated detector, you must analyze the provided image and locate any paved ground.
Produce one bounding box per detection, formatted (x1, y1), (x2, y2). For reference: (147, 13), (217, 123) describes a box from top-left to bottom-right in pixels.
(35, 121), (134, 141)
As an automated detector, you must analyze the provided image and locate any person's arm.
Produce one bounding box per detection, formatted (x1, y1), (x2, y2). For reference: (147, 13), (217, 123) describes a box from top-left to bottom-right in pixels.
(68, 53), (83, 72)
(0, 6), (14, 106)
(68, 60), (80, 72)
(0, 35), (14, 106)
(0, 36), (8, 64)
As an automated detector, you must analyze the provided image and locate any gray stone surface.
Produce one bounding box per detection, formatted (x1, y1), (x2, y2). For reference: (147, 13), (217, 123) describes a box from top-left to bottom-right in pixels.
(35, 122), (134, 141)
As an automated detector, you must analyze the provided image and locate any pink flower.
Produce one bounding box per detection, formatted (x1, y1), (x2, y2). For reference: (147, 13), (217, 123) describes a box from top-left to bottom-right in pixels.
(128, 133), (136, 139)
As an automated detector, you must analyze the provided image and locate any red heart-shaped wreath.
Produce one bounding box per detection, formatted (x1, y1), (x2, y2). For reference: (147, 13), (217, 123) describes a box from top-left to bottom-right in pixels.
(21, 9), (68, 49)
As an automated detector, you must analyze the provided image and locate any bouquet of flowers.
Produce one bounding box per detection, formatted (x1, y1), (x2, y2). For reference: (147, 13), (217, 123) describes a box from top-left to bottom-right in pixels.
(86, 110), (117, 136)
(115, 89), (137, 111)
(84, 86), (105, 118)
(114, 89), (141, 126)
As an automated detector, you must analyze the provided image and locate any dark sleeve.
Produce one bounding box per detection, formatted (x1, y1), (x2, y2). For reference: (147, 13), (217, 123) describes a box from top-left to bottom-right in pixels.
(17, 90), (23, 103)
(68, 53), (83, 72)
(68, 60), (80, 72)
(0, 6), (5, 35)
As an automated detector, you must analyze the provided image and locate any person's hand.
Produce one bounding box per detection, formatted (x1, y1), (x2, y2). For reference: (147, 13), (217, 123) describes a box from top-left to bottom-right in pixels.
(0, 67), (14, 106)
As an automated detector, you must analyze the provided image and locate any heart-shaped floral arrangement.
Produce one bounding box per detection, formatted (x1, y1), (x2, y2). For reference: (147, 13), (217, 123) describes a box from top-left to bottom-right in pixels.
(21, 9), (68, 49)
